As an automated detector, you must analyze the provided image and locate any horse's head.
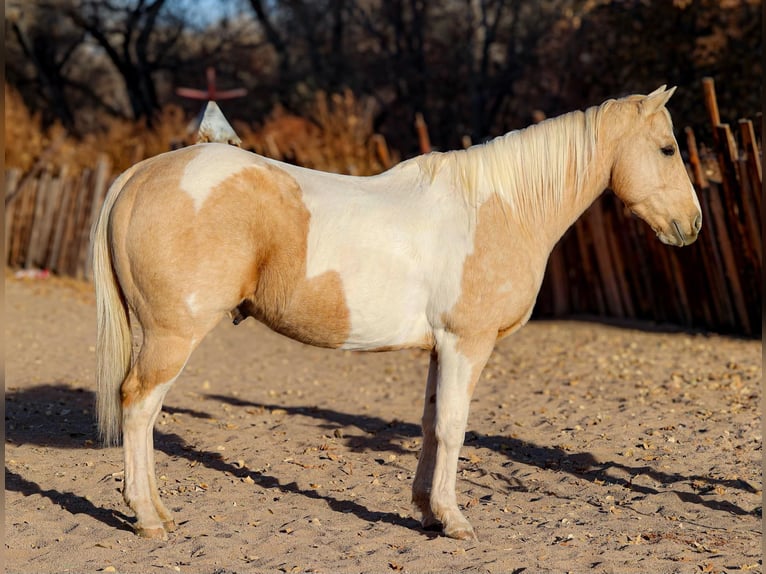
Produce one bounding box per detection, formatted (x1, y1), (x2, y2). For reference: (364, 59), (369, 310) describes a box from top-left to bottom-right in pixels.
(609, 86), (702, 246)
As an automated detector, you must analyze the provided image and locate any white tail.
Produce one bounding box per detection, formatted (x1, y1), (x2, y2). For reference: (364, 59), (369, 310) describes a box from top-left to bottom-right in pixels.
(91, 166), (136, 446)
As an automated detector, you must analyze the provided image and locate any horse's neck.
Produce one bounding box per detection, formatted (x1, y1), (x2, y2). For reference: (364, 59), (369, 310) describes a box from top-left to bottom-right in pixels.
(448, 113), (614, 251)
(541, 141), (614, 249)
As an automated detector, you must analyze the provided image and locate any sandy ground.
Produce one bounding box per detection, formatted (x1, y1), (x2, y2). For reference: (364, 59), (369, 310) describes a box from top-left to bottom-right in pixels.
(4, 273), (762, 574)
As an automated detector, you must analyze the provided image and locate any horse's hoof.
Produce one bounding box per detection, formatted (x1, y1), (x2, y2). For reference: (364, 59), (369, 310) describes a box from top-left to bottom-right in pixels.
(445, 525), (477, 541)
(163, 520), (177, 533)
(136, 525), (168, 539)
(421, 517), (443, 532)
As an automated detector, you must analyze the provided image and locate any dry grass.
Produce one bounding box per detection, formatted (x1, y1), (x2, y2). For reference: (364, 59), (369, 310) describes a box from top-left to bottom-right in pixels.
(5, 84), (191, 176)
(5, 84), (49, 173)
(4, 84), (395, 278)
(81, 105), (192, 173)
(5, 83), (394, 180)
(236, 90), (395, 176)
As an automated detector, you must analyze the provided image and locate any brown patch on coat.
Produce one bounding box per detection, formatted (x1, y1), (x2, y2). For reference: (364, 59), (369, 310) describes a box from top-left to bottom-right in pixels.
(109, 147), (352, 406)
(442, 194), (549, 395)
(210, 164), (351, 348)
(110, 148), (205, 333)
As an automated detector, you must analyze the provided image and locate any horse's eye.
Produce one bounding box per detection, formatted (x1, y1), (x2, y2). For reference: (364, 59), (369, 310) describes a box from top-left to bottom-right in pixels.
(661, 145), (675, 156)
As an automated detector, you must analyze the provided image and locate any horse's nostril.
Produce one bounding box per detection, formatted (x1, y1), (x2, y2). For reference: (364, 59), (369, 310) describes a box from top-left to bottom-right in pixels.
(693, 214), (702, 232)
(672, 220), (685, 244)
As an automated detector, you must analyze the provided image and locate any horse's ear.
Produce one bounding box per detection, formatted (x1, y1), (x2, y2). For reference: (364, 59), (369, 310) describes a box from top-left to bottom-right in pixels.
(641, 86), (676, 116)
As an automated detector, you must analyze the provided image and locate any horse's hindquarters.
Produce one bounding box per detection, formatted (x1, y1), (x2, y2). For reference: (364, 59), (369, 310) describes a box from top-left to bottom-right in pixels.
(108, 145), (355, 349)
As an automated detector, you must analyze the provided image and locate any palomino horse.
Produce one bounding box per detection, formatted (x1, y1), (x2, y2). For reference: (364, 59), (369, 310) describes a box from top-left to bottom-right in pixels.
(92, 86), (701, 540)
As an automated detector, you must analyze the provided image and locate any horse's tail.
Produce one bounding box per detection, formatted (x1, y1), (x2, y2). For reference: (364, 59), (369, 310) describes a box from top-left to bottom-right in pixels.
(91, 165), (137, 447)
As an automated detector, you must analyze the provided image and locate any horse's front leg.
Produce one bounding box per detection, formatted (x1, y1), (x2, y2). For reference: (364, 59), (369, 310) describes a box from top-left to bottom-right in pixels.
(420, 331), (494, 540)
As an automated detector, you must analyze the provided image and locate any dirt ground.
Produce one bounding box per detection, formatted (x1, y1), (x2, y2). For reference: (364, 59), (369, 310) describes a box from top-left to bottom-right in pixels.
(4, 273), (762, 574)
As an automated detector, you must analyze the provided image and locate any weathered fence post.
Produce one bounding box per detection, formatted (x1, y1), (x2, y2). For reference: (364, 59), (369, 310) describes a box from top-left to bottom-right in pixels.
(24, 168), (51, 269)
(82, 155), (113, 280)
(4, 169), (21, 265)
(415, 113), (432, 154)
(49, 174), (74, 274)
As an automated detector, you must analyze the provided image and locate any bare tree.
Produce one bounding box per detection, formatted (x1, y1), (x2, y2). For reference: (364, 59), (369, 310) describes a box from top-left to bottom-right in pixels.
(248, 0), (352, 99)
(6, 1), (84, 130)
(59, 0), (184, 125)
(6, 0), (759, 154)
(248, 0), (292, 91)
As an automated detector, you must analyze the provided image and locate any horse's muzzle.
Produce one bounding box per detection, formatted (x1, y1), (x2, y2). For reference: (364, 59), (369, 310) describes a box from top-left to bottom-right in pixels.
(662, 215), (702, 246)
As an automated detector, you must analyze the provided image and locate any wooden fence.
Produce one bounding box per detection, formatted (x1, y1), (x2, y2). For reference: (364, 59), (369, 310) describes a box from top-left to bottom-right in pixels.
(4, 79), (761, 336)
(5, 155), (112, 280)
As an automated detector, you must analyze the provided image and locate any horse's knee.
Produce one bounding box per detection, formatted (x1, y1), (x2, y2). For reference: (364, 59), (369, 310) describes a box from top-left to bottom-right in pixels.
(434, 416), (467, 450)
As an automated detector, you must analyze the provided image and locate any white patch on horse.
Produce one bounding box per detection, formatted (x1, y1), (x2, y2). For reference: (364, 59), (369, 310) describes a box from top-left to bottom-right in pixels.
(180, 144), (256, 211)
(185, 292), (200, 316)
(276, 161), (474, 350)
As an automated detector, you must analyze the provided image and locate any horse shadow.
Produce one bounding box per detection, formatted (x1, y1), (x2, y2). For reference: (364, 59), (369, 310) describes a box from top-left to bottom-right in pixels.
(4, 469), (136, 533)
(205, 393), (759, 517)
(5, 382), (134, 532)
(4, 383), (423, 535)
(5, 382), (758, 537)
(153, 429), (425, 534)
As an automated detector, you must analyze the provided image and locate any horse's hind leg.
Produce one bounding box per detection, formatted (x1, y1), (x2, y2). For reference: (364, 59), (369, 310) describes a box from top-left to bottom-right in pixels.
(412, 351), (440, 529)
(121, 330), (195, 538)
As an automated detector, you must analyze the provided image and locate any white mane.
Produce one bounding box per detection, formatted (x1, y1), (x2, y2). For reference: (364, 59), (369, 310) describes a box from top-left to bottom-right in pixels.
(416, 100), (614, 223)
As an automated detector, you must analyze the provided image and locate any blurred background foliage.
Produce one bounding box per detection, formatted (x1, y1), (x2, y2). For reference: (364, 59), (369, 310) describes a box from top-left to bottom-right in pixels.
(5, 0), (762, 172)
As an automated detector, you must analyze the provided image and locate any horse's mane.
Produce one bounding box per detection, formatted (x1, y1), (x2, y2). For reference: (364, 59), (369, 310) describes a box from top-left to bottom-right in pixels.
(415, 99), (615, 222)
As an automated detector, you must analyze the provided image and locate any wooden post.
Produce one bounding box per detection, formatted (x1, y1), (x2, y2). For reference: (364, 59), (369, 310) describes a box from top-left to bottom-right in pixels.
(372, 134), (392, 170)
(667, 248), (693, 326)
(25, 168), (51, 269)
(82, 155), (112, 280)
(48, 175), (74, 274)
(739, 118), (762, 214)
(685, 127), (708, 189)
(60, 169), (90, 275)
(8, 177), (29, 266)
(603, 202), (635, 318)
(4, 169), (21, 265)
(130, 142), (145, 166)
(547, 245), (569, 315)
(645, 230), (673, 323)
(585, 199), (624, 317)
(714, 124), (749, 237)
(690, 174), (736, 329)
(38, 167), (69, 270)
(415, 113), (432, 154)
(707, 182), (751, 333)
(739, 160), (762, 262)
(619, 207), (653, 316)
(702, 77), (720, 146)
(72, 169), (97, 279)
(15, 178), (35, 265)
(574, 220), (605, 315)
